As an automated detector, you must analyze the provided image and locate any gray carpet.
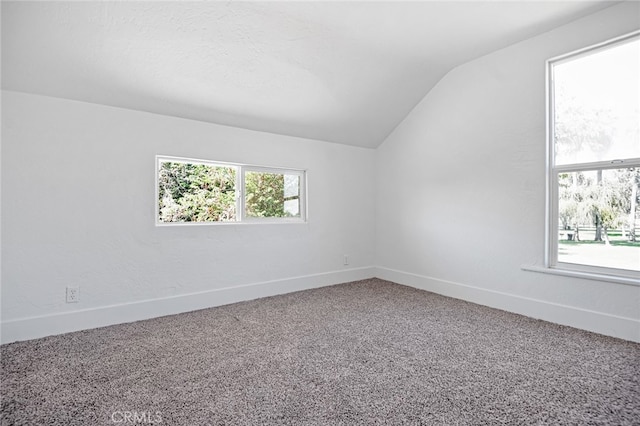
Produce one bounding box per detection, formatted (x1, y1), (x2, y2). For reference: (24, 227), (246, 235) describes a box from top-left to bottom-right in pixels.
(1, 278), (639, 425)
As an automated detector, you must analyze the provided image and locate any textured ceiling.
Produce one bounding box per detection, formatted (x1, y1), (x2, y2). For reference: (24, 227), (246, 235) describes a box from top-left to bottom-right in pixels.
(1, 1), (617, 148)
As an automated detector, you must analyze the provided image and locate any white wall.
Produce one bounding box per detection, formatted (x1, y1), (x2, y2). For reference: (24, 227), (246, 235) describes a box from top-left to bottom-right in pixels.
(376, 2), (640, 342)
(1, 90), (376, 342)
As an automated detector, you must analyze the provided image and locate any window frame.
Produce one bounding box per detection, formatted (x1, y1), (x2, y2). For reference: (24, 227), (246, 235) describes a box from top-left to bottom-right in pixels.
(545, 31), (640, 283)
(156, 155), (307, 226)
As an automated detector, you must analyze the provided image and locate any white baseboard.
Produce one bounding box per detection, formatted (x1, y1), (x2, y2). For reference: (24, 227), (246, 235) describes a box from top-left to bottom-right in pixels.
(375, 266), (640, 343)
(1, 267), (376, 344)
(4, 266), (637, 344)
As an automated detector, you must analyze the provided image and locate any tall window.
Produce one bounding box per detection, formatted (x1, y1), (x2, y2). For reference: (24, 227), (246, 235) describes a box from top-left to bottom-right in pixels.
(157, 156), (306, 224)
(547, 32), (639, 279)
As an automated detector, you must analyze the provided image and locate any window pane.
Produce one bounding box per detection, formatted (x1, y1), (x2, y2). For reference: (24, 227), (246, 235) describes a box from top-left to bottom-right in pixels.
(158, 161), (237, 223)
(557, 168), (639, 271)
(553, 38), (639, 165)
(245, 171), (301, 218)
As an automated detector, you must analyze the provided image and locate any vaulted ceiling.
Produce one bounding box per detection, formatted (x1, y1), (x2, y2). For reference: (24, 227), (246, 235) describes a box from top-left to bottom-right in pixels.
(1, 1), (617, 148)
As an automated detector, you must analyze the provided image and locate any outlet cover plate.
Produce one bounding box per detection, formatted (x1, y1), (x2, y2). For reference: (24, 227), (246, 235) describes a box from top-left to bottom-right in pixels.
(66, 286), (79, 303)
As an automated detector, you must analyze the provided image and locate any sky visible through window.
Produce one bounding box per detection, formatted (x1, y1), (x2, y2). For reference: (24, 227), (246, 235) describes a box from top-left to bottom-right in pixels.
(554, 38), (639, 165)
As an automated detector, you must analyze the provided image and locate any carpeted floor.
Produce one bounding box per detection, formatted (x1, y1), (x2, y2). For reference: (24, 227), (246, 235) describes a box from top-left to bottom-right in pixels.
(1, 278), (639, 425)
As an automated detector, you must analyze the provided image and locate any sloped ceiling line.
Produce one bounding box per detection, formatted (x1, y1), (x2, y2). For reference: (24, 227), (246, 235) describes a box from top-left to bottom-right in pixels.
(1, 1), (616, 148)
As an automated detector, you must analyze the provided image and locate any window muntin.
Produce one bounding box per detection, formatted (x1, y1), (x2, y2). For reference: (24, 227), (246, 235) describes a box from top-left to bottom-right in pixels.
(156, 156), (306, 224)
(548, 32), (640, 279)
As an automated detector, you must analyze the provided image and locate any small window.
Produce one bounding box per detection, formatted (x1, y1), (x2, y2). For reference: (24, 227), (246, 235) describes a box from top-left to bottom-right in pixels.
(547, 32), (639, 278)
(157, 156), (306, 224)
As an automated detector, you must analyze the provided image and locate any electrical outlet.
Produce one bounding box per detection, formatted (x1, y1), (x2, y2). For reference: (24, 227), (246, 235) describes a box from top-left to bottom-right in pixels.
(66, 286), (79, 303)
(343, 255), (349, 265)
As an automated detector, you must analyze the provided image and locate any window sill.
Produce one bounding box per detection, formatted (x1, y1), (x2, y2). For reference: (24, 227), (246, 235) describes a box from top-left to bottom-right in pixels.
(521, 265), (640, 287)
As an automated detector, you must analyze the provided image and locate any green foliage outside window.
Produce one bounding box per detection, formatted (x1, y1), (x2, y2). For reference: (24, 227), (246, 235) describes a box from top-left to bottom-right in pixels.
(158, 161), (301, 223)
(158, 162), (236, 222)
(246, 172), (290, 218)
(559, 169), (639, 244)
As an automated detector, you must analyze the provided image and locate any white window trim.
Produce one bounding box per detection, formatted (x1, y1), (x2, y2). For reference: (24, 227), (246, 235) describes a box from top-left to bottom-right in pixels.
(521, 264), (640, 287)
(538, 31), (640, 286)
(156, 155), (308, 226)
